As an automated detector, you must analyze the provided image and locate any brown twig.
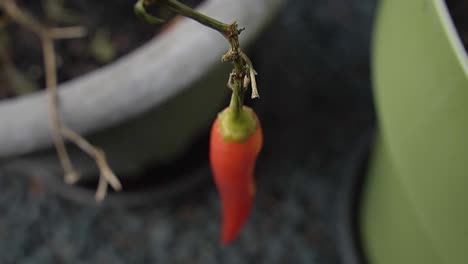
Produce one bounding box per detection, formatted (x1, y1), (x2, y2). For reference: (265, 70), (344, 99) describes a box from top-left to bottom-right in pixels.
(49, 26), (87, 39)
(60, 127), (122, 201)
(1, 0), (122, 201)
(41, 34), (80, 184)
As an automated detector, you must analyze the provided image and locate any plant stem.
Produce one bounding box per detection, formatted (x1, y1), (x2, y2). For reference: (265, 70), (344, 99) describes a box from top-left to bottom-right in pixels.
(1, 0), (121, 200)
(158, 0), (244, 118)
(229, 79), (242, 117)
(155, 0), (229, 36)
(141, 0), (259, 119)
(41, 34), (80, 184)
(1, 0), (44, 35)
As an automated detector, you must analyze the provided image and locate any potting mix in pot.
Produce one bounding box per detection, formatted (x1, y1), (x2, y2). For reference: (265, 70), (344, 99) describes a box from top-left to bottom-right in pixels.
(446, 0), (468, 52)
(0, 0), (202, 99)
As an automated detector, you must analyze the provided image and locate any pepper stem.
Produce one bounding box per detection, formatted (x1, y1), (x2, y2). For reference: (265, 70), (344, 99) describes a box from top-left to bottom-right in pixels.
(227, 73), (243, 119)
(153, 0), (229, 35)
(136, 0), (259, 117)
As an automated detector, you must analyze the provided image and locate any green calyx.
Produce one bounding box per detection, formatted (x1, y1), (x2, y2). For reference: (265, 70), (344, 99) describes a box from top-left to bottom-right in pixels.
(218, 106), (257, 143)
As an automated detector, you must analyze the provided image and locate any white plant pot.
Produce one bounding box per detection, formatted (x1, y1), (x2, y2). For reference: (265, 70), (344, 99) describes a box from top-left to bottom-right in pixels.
(0, 0), (284, 204)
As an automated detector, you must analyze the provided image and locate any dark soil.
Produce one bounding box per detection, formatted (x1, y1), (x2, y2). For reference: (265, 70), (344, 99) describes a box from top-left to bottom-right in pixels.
(0, 0), (202, 100)
(446, 0), (468, 51)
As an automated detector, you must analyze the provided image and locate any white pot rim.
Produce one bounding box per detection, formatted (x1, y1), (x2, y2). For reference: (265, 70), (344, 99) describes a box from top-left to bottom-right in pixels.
(0, 0), (283, 158)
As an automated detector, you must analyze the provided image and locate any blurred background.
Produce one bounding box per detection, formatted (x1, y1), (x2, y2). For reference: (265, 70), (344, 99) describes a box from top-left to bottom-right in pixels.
(0, 0), (377, 263)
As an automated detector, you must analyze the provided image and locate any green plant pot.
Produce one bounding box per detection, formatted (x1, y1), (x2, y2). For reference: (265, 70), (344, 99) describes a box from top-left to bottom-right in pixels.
(361, 0), (468, 263)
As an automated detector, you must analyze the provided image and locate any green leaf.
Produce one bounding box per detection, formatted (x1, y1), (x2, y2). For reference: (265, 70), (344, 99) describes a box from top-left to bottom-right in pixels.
(89, 29), (116, 63)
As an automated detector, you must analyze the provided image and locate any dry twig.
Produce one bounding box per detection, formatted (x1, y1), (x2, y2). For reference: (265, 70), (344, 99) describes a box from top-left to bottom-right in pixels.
(1, 0), (122, 201)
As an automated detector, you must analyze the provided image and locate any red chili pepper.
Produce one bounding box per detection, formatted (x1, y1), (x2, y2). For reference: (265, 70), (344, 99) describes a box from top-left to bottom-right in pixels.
(209, 106), (263, 245)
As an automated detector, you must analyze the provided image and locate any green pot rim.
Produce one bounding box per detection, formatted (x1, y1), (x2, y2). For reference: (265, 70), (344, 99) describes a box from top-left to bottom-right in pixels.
(435, 0), (468, 76)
